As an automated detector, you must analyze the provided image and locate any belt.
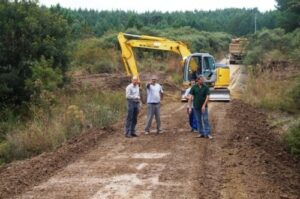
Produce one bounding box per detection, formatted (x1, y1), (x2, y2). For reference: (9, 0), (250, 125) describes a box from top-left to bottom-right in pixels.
(127, 99), (139, 103)
(148, 102), (160, 105)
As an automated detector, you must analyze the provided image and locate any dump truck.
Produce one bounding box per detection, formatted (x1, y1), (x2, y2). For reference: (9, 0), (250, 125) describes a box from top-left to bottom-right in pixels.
(229, 38), (248, 64)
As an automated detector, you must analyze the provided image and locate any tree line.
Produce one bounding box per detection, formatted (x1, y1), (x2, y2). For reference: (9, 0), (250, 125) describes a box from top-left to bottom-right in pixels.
(49, 6), (279, 38)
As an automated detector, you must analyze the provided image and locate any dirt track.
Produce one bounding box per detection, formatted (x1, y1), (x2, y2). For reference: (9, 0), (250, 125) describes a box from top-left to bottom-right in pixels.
(0, 65), (299, 199)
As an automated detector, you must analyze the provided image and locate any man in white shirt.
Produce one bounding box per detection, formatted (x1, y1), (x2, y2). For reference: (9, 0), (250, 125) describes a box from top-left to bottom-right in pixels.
(125, 76), (140, 138)
(145, 75), (164, 134)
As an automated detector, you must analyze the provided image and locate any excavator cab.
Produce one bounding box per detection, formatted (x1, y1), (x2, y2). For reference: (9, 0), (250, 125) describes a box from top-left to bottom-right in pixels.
(182, 53), (230, 101)
(183, 53), (215, 82)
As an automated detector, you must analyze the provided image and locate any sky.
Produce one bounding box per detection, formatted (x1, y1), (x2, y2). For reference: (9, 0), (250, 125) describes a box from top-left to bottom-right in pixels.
(38, 0), (277, 13)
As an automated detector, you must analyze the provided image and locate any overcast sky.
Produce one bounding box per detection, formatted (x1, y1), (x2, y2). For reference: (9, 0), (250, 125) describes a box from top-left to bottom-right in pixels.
(38, 0), (277, 13)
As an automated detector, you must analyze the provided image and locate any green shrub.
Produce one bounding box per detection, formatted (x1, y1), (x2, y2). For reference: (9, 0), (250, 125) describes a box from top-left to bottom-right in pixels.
(25, 57), (63, 111)
(243, 46), (264, 66)
(284, 121), (300, 156)
(70, 38), (121, 74)
(289, 77), (300, 111)
(171, 73), (182, 84)
(244, 28), (300, 67)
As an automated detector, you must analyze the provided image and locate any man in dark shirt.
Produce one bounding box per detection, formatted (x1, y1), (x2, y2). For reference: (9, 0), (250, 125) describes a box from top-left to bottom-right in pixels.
(188, 75), (212, 139)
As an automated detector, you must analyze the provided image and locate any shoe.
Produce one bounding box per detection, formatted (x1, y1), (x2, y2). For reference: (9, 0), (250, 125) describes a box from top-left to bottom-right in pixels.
(144, 131), (149, 135)
(207, 135), (213, 139)
(197, 134), (205, 138)
(131, 134), (138, 137)
(125, 134), (132, 138)
(157, 129), (163, 134)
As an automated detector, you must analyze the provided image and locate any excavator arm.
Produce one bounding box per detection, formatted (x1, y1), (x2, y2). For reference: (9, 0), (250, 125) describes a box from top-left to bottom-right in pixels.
(118, 32), (194, 78)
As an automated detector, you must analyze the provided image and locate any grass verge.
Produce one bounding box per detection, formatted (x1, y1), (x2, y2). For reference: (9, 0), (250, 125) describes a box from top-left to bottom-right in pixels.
(0, 89), (126, 163)
(242, 67), (300, 157)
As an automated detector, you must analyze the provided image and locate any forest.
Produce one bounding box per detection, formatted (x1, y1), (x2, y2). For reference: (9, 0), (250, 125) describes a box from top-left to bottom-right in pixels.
(0, 0), (299, 163)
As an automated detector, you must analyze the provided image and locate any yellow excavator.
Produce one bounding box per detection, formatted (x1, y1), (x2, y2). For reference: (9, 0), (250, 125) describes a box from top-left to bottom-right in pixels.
(118, 32), (230, 101)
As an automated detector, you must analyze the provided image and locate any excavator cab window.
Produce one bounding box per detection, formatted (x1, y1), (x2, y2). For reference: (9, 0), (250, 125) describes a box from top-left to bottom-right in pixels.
(187, 56), (202, 81)
(203, 56), (216, 78)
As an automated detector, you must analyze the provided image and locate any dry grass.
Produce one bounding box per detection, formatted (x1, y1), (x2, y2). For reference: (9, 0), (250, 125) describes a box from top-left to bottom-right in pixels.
(243, 67), (300, 157)
(0, 89), (126, 162)
(242, 69), (299, 113)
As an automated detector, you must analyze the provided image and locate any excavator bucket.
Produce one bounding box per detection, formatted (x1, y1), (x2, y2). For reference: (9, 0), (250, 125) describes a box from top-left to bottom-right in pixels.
(209, 88), (230, 101)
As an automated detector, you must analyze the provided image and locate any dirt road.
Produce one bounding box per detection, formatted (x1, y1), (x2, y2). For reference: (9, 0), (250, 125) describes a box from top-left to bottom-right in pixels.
(0, 65), (299, 199)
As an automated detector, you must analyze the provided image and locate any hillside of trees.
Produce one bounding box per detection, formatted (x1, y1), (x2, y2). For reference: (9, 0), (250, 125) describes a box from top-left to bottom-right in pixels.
(49, 6), (279, 38)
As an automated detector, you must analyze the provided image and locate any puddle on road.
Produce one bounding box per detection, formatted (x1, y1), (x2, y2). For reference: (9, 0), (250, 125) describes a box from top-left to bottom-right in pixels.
(131, 152), (169, 159)
(89, 153), (171, 199)
(136, 163), (148, 170)
(90, 164), (166, 199)
(113, 152), (169, 160)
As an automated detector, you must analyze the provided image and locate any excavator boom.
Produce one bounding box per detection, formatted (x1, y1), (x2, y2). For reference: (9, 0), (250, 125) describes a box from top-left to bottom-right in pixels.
(118, 33), (193, 78)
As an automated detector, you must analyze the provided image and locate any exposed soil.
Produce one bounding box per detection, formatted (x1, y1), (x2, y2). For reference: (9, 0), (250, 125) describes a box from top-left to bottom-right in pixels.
(0, 65), (299, 199)
(71, 72), (171, 91)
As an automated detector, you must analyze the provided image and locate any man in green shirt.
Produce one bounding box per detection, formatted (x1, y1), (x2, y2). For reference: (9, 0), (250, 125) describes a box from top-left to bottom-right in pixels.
(188, 76), (212, 139)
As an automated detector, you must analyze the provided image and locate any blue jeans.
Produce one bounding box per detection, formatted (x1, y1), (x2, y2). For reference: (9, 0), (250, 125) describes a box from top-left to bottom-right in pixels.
(193, 107), (211, 136)
(189, 108), (197, 130)
(125, 100), (139, 136)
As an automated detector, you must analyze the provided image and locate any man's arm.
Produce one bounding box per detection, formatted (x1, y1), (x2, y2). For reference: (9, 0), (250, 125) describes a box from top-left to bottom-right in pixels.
(201, 88), (209, 112)
(183, 88), (191, 99)
(146, 83), (151, 89)
(203, 95), (209, 107)
(188, 87), (194, 113)
(160, 85), (164, 101)
(188, 94), (193, 113)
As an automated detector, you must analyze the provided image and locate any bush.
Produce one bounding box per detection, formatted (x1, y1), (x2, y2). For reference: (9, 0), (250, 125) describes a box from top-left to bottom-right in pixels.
(0, 1), (69, 109)
(284, 121), (300, 156)
(25, 57), (63, 109)
(244, 28), (300, 68)
(289, 77), (300, 112)
(70, 38), (121, 74)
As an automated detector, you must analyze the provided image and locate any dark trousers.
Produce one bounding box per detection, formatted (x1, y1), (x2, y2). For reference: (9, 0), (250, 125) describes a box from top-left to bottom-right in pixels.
(125, 100), (139, 136)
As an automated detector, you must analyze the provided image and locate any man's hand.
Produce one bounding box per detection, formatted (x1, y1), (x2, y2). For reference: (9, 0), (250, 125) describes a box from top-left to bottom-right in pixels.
(188, 107), (192, 114)
(201, 106), (205, 113)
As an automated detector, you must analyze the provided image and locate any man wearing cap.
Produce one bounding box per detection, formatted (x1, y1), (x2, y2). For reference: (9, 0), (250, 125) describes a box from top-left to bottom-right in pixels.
(188, 75), (212, 139)
(125, 76), (140, 138)
(145, 75), (164, 134)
